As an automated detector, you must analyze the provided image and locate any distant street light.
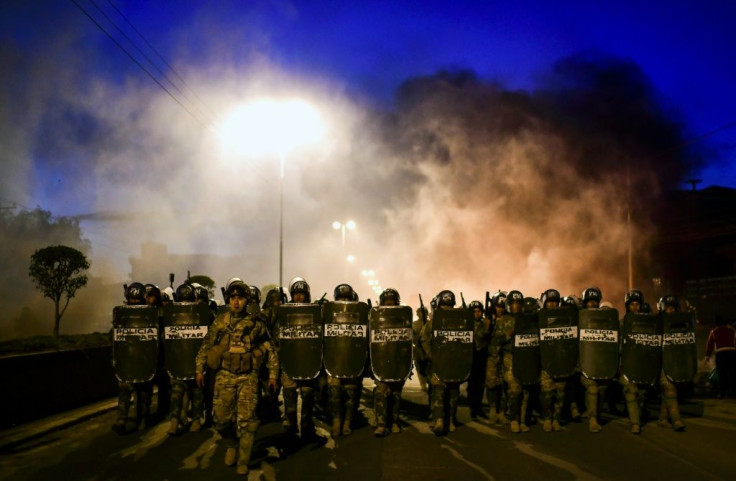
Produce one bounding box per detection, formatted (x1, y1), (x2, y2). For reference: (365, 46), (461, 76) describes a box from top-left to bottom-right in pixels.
(220, 98), (325, 286)
(333, 220), (356, 279)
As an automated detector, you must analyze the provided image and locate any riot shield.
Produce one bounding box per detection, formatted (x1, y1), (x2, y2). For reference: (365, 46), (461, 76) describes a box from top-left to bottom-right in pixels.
(620, 313), (662, 385)
(112, 305), (159, 383)
(430, 307), (474, 382)
(369, 305), (413, 382)
(323, 301), (369, 378)
(276, 303), (323, 380)
(538, 306), (579, 378)
(162, 302), (211, 380)
(578, 308), (620, 380)
(512, 312), (541, 385)
(662, 312), (697, 383)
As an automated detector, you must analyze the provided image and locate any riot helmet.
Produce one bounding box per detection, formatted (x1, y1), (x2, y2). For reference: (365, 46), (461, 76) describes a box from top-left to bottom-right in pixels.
(437, 290), (456, 308)
(334, 284), (355, 301)
(290, 279), (311, 303)
(125, 282), (146, 305)
(263, 287), (287, 309)
(540, 289), (561, 308)
(191, 283), (209, 303)
(582, 286), (602, 308)
(379, 288), (400, 306)
(226, 281), (249, 299)
(657, 295), (679, 313)
(561, 295), (579, 308)
(524, 297), (541, 313)
(249, 285), (262, 305)
(505, 290), (524, 314)
(640, 302), (653, 314)
(469, 300), (484, 319)
(625, 289), (644, 313)
(161, 286), (175, 305)
(144, 283), (162, 307)
(225, 277), (243, 293)
(176, 283), (197, 302)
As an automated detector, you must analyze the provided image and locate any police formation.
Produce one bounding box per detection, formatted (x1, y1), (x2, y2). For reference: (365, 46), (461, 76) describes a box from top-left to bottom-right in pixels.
(111, 280), (697, 476)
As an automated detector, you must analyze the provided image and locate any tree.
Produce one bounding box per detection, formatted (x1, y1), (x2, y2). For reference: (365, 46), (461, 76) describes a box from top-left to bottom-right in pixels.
(28, 245), (90, 338)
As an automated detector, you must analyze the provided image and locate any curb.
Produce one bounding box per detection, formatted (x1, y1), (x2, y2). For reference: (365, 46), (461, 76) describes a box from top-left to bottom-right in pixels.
(0, 398), (117, 452)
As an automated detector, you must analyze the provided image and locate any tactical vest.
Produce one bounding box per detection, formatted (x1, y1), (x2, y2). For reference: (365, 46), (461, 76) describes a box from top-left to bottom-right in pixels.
(208, 313), (264, 374)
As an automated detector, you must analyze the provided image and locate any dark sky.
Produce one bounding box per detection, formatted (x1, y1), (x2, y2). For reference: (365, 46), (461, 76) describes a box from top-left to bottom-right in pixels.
(1, 0), (734, 308)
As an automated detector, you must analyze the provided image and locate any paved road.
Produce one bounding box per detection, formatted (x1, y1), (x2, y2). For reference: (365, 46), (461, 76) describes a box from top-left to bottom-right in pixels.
(2, 379), (736, 480)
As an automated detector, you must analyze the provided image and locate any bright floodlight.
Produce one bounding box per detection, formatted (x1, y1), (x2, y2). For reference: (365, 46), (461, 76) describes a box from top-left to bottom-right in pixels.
(220, 98), (324, 157)
(332, 221), (341, 230)
(347, 255), (355, 263)
(346, 220), (356, 230)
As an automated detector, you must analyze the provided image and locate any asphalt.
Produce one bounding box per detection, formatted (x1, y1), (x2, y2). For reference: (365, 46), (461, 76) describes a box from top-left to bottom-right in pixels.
(0, 398), (117, 452)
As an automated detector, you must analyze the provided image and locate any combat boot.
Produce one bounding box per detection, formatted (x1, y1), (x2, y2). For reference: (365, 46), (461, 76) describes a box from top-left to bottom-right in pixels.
(190, 418), (202, 432)
(588, 418), (602, 433)
(631, 424), (641, 434)
(224, 447), (237, 467)
(236, 465), (249, 476)
(489, 407), (498, 424)
(552, 420), (562, 432)
(374, 426), (387, 437)
(673, 420), (686, 431)
(433, 418), (445, 436)
(391, 423), (401, 434)
(497, 412), (508, 424)
(510, 421), (520, 433)
(542, 419), (552, 432)
(570, 404), (582, 421)
(167, 418), (179, 435)
(448, 420), (456, 433)
(520, 423), (530, 433)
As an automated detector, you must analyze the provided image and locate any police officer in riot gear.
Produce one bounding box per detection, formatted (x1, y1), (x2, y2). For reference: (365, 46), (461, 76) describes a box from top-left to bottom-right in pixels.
(468, 300), (489, 419)
(485, 291), (508, 424)
(373, 288), (409, 436)
(112, 282), (155, 434)
(657, 295), (687, 431)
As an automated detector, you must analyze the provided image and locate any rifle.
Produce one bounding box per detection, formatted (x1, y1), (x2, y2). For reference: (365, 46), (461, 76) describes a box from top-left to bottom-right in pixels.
(367, 299), (373, 308)
(460, 292), (467, 309)
(485, 291), (492, 318)
(316, 292), (327, 306)
(221, 286), (227, 304)
(419, 294), (428, 325)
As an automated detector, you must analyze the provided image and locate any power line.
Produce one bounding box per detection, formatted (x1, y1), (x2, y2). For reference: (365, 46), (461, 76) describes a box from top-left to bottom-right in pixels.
(682, 119), (736, 148)
(105, 0), (219, 123)
(70, 0), (208, 128)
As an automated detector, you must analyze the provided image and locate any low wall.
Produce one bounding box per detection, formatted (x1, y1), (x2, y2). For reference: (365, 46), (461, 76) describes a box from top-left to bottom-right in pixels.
(1, 347), (117, 429)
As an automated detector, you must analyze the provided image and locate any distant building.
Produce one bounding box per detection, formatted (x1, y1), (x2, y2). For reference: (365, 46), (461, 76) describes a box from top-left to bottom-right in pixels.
(651, 186), (736, 321)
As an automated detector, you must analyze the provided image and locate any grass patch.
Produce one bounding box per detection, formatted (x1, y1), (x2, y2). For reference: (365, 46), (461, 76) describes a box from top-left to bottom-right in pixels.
(0, 332), (112, 356)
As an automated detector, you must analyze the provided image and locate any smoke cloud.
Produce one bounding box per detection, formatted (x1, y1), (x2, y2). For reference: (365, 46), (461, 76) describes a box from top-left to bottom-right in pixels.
(0, 3), (704, 339)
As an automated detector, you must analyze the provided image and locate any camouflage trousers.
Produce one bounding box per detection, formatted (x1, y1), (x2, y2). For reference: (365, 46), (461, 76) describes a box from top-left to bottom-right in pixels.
(502, 352), (527, 422)
(280, 371), (317, 434)
(580, 375), (608, 419)
(116, 381), (152, 423)
(327, 376), (361, 425)
(658, 368), (681, 423)
(619, 375), (648, 425)
(169, 379), (204, 421)
(540, 370), (567, 422)
(374, 381), (404, 428)
(429, 374), (461, 423)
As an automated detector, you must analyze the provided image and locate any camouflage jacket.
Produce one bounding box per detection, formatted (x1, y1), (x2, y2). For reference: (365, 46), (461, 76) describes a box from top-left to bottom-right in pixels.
(474, 318), (491, 351)
(491, 314), (515, 354)
(195, 310), (278, 378)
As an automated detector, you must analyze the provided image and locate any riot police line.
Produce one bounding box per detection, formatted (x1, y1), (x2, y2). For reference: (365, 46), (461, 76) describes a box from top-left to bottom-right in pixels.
(110, 279), (696, 473)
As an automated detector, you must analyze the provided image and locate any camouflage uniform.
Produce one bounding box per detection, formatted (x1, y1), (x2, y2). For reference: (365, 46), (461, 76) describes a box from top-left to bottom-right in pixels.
(413, 310), (430, 392)
(328, 375), (361, 436)
(373, 381), (403, 434)
(419, 318), (461, 434)
(496, 314), (527, 432)
(169, 379), (204, 425)
(114, 381), (153, 431)
(485, 319), (506, 423)
(195, 310), (278, 472)
(539, 370), (566, 431)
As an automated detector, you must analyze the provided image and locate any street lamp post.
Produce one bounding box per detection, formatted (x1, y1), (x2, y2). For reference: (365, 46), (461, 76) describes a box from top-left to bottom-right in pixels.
(332, 220), (355, 279)
(220, 98), (325, 287)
